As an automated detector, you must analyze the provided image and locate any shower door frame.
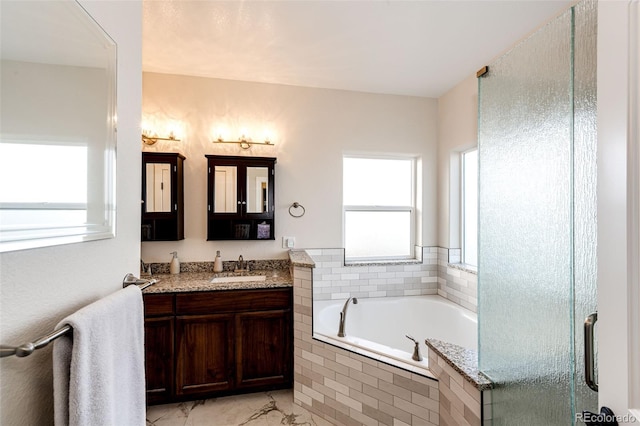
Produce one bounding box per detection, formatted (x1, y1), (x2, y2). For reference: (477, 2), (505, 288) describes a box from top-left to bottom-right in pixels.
(596, 0), (640, 420)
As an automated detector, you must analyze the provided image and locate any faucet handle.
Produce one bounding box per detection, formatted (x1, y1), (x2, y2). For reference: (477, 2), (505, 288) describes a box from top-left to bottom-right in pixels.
(406, 335), (423, 361)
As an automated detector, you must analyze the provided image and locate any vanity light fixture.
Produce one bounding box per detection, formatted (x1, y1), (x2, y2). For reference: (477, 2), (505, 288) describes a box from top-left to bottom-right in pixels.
(213, 135), (274, 150)
(142, 130), (181, 146)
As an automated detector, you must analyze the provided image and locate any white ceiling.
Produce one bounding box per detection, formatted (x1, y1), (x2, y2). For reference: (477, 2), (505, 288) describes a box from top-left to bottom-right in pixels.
(143, 0), (574, 98)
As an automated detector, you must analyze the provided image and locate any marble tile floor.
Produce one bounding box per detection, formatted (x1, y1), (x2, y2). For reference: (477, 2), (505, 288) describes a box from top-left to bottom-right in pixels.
(146, 389), (335, 426)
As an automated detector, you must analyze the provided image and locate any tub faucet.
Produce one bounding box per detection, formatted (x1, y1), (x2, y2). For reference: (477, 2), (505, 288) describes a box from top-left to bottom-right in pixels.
(337, 297), (358, 337)
(235, 255), (248, 272)
(405, 335), (423, 361)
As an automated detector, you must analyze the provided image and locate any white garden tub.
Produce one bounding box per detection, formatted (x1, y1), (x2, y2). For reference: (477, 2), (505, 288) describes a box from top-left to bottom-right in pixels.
(313, 295), (477, 372)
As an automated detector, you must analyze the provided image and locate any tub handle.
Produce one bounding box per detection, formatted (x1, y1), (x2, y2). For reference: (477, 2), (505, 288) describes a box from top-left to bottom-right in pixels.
(405, 335), (423, 361)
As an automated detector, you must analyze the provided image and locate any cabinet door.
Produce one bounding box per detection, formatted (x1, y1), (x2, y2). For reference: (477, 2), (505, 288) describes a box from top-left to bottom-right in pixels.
(175, 314), (235, 396)
(141, 152), (185, 241)
(235, 309), (292, 389)
(144, 316), (174, 404)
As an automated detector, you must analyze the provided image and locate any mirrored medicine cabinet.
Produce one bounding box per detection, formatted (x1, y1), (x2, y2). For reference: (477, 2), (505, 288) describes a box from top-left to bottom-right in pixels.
(206, 155), (276, 240)
(142, 152), (185, 241)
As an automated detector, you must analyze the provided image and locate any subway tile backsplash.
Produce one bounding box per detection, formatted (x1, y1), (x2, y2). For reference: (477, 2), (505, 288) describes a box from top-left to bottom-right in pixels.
(436, 248), (477, 313)
(308, 247), (478, 313)
(308, 247), (439, 301)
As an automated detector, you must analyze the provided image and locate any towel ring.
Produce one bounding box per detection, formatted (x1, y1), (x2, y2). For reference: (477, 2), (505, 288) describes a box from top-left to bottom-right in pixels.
(289, 202), (305, 218)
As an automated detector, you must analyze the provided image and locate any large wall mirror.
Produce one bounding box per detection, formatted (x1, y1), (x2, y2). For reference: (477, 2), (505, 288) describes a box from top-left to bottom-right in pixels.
(0, 1), (117, 252)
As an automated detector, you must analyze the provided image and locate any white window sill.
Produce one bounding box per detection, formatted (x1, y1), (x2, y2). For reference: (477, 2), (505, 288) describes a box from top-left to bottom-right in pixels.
(448, 263), (477, 274)
(345, 258), (422, 267)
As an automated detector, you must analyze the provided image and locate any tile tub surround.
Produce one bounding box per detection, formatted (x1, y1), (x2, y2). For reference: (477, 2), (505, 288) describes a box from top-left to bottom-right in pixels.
(425, 339), (492, 426)
(308, 247), (439, 301)
(436, 248), (478, 313)
(291, 263), (440, 426)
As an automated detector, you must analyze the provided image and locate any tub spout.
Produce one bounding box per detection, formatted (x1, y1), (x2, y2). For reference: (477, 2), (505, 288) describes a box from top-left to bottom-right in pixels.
(337, 297), (358, 337)
(406, 335), (423, 361)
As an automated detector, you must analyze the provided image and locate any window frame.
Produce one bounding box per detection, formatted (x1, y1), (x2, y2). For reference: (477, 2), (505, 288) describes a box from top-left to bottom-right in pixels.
(460, 148), (478, 267)
(342, 154), (417, 262)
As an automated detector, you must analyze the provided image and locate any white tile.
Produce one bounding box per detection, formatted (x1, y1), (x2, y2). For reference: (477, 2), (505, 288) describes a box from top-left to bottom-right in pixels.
(330, 292), (350, 300)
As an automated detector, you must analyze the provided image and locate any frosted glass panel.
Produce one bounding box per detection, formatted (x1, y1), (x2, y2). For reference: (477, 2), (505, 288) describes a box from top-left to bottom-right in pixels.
(572, 0), (598, 416)
(478, 1), (598, 423)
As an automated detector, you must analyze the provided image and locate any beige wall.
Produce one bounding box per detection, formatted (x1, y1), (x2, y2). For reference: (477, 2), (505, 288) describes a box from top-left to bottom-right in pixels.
(436, 75), (478, 249)
(0, 2), (142, 424)
(141, 73), (438, 263)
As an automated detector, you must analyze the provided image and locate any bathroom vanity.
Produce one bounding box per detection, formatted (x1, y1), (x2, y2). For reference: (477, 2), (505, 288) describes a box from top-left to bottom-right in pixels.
(142, 270), (292, 404)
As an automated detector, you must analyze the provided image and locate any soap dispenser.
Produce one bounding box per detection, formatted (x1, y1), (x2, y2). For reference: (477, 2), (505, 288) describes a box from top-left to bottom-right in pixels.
(214, 250), (223, 273)
(170, 251), (180, 274)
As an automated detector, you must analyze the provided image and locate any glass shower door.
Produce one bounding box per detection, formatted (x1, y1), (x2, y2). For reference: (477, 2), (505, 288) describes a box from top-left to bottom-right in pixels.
(477, 1), (597, 424)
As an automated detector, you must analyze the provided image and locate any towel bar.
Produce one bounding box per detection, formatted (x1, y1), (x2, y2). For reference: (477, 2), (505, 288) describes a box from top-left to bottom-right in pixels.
(0, 279), (156, 358)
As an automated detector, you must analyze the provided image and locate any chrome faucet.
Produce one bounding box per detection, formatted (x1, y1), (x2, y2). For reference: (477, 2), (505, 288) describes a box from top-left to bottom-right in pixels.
(235, 255), (248, 272)
(405, 335), (423, 361)
(337, 297), (358, 337)
(140, 259), (152, 276)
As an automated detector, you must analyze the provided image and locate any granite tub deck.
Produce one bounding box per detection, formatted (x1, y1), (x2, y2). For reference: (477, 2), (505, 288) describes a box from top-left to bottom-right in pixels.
(142, 268), (292, 293)
(425, 339), (493, 426)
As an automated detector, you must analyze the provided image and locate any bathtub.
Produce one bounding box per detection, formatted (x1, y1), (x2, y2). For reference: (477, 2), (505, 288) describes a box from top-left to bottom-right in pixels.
(313, 295), (477, 372)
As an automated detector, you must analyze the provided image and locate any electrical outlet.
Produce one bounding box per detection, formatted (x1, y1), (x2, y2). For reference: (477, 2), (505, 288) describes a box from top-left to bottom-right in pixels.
(282, 236), (295, 249)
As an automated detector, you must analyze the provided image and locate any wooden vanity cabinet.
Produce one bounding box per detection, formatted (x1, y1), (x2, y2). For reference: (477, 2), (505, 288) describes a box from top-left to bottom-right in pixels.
(143, 294), (174, 405)
(235, 309), (292, 389)
(175, 313), (235, 396)
(143, 287), (292, 404)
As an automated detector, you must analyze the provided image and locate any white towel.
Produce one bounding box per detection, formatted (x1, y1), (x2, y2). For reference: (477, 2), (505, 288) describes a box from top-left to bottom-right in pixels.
(53, 285), (145, 426)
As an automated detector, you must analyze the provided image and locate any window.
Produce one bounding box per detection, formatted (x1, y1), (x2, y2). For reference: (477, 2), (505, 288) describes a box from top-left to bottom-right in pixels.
(462, 149), (478, 267)
(343, 156), (415, 260)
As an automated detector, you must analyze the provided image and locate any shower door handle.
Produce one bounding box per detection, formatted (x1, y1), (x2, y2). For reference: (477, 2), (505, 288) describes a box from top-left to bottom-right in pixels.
(584, 312), (598, 392)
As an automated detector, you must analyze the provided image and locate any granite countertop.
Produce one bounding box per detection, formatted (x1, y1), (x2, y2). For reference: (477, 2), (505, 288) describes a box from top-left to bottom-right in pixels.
(288, 250), (315, 268)
(143, 269), (292, 294)
(425, 338), (493, 390)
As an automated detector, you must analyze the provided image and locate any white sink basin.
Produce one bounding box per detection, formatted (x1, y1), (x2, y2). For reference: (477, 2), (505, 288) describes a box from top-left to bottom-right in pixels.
(210, 275), (266, 283)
